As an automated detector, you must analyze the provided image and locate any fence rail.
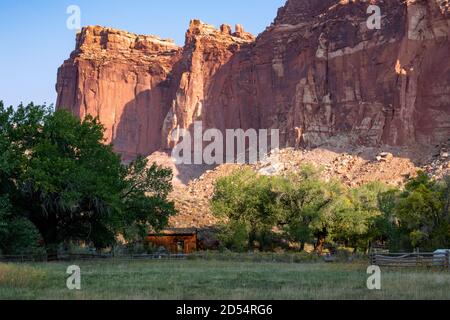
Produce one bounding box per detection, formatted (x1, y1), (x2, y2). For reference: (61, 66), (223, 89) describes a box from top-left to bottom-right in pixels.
(0, 254), (48, 263)
(2, 251), (449, 270)
(0, 252), (319, 264)
(371, 252), (450, 269)
(60, 253), (190, 261)
(0, 253), (190, 263)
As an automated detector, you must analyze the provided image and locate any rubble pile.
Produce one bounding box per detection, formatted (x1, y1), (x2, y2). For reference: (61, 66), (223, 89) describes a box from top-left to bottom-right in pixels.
(422, 148), (450, 180)
(152, 144), (450, 229)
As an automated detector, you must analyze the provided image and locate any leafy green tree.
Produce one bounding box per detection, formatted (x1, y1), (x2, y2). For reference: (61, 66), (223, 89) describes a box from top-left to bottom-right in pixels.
(395, 172), (450, 249)
(303, 179), (347, 254)
(275, 166), (355, 254)
(275, 166), (330, 252)
(376, 189), (410, 251)
(0, 207), (42, 255)
(336, 182), (391, 252)
(213, 165), (394, 254)
(0, 102), (43, 254)
(0, 102), (176, 256)
(119, 156), (176, 242)
(217, 221), (249, 253)
(212, 168), (279, 251)
(276, 168), (392, 254)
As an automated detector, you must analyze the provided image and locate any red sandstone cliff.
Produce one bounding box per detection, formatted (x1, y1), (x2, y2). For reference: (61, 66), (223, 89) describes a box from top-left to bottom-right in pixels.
(56, 0), (450, 161)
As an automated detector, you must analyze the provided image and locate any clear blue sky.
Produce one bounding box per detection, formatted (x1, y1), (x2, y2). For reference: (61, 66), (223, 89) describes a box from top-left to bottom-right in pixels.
(0, 0), (286, 108)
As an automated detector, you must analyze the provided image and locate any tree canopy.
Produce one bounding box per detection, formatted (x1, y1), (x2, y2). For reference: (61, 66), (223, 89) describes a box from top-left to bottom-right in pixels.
(212, 164), (450, 254)
(394, 172), (450, 250)
(0, 102), (176, 255)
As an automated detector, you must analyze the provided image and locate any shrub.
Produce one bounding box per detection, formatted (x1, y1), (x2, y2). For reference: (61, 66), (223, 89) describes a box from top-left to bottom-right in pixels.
(217, 222), (249, 253)
(0, 216), (42, 255)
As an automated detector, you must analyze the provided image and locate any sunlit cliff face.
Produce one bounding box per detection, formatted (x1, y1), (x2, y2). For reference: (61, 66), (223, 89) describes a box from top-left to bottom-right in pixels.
(57, 0), (450, 161)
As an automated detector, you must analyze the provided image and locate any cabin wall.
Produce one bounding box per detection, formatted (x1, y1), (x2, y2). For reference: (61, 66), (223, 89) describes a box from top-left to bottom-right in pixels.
(147, 234), (198, 254)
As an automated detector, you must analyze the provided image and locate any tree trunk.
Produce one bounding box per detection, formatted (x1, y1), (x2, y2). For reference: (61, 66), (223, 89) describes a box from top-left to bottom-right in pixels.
(315, 230), (327, 255)
(248, 229), (256, 251)
(46, 245), (58, 261)
(43, 214), (59, 261)
(300, 242), (305, 252)
(444, 177), (450, 223)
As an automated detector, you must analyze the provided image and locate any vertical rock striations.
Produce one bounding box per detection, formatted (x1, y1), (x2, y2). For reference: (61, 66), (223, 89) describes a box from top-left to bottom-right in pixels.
(57, 0), (450, 161)
(56, 26), (182, 160)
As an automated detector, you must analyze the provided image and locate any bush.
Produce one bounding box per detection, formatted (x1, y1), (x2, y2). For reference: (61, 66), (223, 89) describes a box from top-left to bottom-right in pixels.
(217, 222), (249, 253)
(0, 216), (43, 255)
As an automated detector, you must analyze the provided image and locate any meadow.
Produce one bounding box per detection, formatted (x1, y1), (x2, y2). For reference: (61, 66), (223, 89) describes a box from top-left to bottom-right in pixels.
(1, 259), (449, 300)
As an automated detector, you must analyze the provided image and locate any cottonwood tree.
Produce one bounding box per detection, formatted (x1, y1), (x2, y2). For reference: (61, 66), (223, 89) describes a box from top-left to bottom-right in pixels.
(0, 102), (176, 257)
(395, 172), (450, 249)
(334, 182), (392, 252)
(212, 168), (279, 251)
(275, 166), (334, 252)
(0, 102), (43, 254)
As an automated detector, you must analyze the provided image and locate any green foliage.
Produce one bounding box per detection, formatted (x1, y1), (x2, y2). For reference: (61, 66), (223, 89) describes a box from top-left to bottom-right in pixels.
(212, 168), (279, 250)
(0, 195), (41, 254)
(336, 182), (392, 251)
(376, 189), (409, 251)
(1, 217), (42, 255)
(119, 157), (176, 242)
(217, 222), (249, 253)
(212, 164), (450, 253)
(394, 172), (450, 250)
(275, 166), (338, 251)
(0, 102), (176, 254)
(212, 165), (390, 253)
(277, 170), (389, 253)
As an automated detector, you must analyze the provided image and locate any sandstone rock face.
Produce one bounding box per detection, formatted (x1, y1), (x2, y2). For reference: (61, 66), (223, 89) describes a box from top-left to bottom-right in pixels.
(56, 26), (182, 160)
(57, 23), (254, 161)
(57, 0), (450, 161)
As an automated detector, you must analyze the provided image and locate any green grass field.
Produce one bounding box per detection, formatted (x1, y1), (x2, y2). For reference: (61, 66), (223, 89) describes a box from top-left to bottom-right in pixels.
(1, 260), (449, 300)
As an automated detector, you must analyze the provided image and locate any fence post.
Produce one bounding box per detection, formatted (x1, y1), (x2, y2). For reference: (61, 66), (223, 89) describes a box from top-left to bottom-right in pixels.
(446, 251), (449, 272)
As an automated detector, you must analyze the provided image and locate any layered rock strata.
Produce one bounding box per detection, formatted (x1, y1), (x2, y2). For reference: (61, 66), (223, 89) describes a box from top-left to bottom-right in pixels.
(57, 0), (450, 161)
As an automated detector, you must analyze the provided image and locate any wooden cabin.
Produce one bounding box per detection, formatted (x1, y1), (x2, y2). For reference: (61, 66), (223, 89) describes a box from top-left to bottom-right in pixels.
(146, 228), (198, 254)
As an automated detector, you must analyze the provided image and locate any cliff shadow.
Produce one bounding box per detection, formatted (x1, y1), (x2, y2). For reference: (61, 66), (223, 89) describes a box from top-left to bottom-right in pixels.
(113, 84), (218, 185)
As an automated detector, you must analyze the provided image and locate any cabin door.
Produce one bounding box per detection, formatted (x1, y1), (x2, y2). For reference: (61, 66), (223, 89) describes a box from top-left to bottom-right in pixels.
(177, 240), (185, 253)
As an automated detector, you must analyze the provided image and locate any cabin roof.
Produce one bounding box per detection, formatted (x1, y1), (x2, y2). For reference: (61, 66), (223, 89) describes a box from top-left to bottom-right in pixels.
(148, 228), (198, 236)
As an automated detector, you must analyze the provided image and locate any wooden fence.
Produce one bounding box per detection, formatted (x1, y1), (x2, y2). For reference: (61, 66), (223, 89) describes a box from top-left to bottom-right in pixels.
(0, 254), (48, 263)
(60, 253), (189, 261)
(0, 252), (304, 263)
(2, 251), (449, 270)
(0, 253), (189, 263)
(371, 251), (450, 269)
